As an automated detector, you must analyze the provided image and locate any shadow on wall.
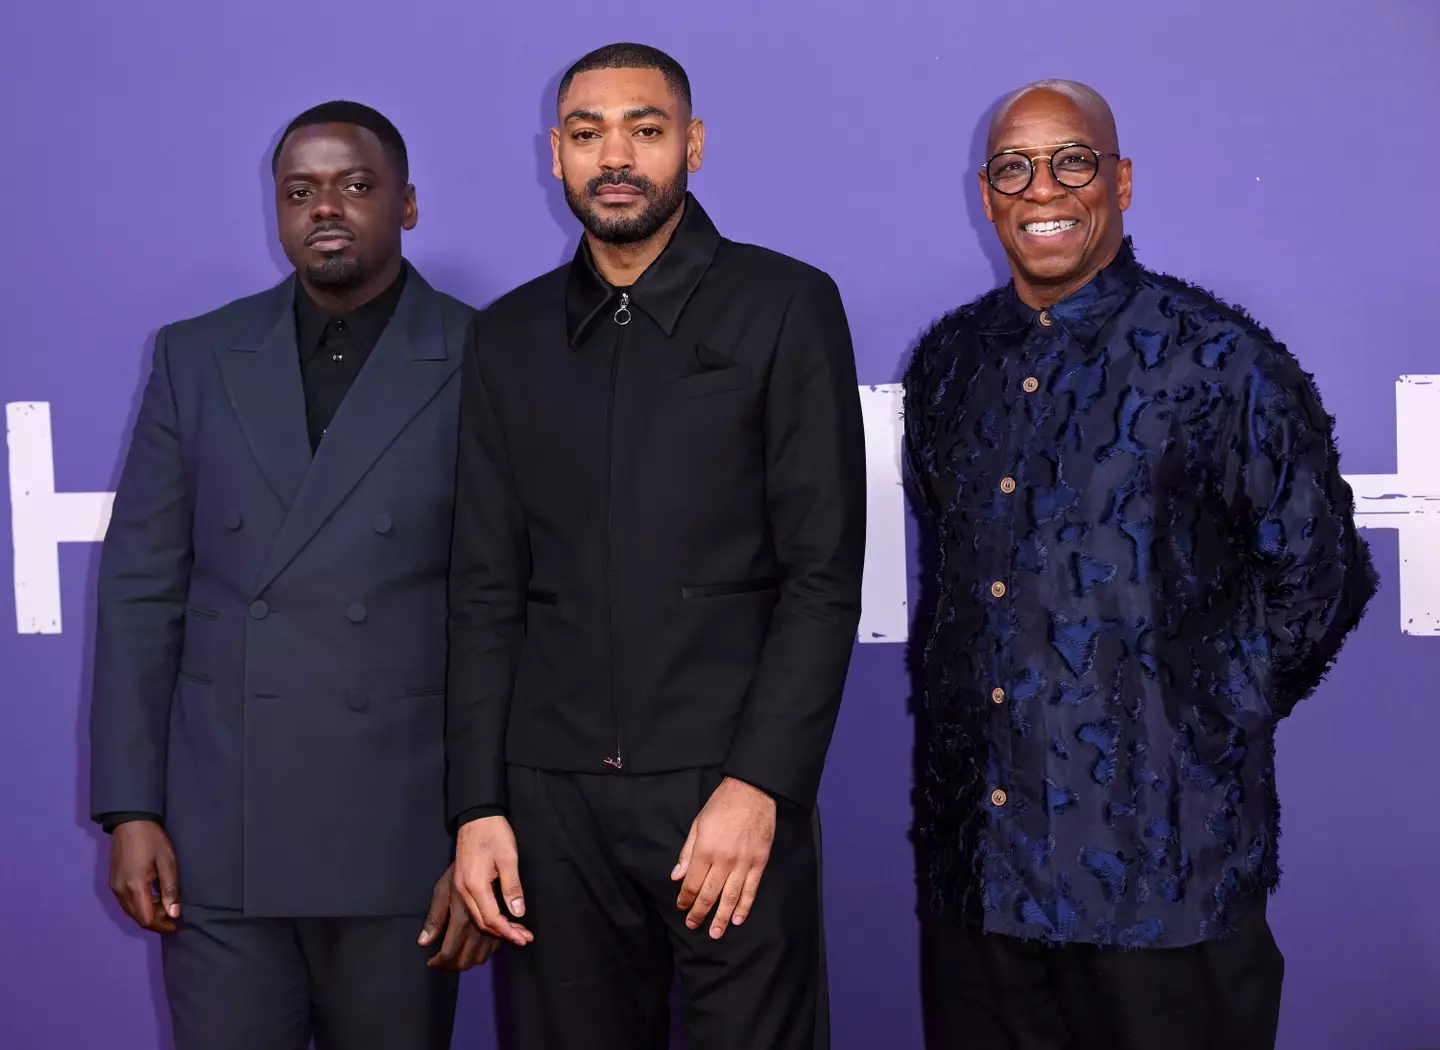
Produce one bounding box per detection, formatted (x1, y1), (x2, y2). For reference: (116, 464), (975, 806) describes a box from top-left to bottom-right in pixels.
(966, 94), (1013, 293)
(72, 328), (177, 1050)
(536, 67), (582, 270)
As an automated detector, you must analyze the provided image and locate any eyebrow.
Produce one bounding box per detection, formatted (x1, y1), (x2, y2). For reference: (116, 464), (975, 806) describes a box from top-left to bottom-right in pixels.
(280, 165), (378, 181)
(563, 105), (672, 124)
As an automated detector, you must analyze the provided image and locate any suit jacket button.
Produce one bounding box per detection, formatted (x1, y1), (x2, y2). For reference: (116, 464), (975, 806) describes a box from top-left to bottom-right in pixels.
(348, 693), (370, 712)
(347, 603), (367, 623)
(249, 600), (269, 620)
(372, 514), (393, 535)
(223, 510), (243, 530)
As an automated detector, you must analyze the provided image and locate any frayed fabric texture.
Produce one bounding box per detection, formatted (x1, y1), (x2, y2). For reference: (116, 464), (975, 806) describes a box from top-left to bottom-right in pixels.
(903, 239), (1377, 948)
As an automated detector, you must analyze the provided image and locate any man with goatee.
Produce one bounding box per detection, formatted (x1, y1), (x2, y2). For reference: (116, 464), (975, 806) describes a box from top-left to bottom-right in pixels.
(445, 42), (866, 1050)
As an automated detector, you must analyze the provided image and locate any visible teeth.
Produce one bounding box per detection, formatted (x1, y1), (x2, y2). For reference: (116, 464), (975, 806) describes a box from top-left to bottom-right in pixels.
(1023, 220), (1078, 236)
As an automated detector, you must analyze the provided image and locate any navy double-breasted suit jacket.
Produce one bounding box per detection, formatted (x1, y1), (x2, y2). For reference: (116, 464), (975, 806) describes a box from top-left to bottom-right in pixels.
(90, 264), (474, 916)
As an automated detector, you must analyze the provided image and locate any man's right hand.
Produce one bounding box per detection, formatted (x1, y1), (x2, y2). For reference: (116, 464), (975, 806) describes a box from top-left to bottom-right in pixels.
(453, 815), (533, 948)
(109, 821), (180, 933)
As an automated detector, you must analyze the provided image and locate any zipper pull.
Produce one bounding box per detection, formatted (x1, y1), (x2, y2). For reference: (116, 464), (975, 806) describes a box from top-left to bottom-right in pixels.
(604, 755), (624, 770)
(614, 293), (632, 326)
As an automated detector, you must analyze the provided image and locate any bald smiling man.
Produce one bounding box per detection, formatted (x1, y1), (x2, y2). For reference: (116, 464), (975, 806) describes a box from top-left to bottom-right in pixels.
(902, 80), (1377, 1049)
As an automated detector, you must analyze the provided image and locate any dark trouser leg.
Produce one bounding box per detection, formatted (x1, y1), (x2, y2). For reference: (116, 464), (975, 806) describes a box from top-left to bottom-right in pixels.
(812, 805), (830, 1050)
(161, 905), (312, 1050)
(584, 767), (820, 1050)
(503, 765), (672, 1050)
(920, 918), (1073, 1050)
(304, 915), (459, 1050)
(1075, 897), (1284, 1050)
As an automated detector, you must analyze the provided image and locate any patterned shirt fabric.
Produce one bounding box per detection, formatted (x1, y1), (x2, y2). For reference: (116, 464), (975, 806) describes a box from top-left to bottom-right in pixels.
(902, 240), (1377, 948)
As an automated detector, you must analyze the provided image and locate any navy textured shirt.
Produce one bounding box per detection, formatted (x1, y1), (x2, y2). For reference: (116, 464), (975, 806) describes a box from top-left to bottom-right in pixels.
(903, 240), (1376, 948)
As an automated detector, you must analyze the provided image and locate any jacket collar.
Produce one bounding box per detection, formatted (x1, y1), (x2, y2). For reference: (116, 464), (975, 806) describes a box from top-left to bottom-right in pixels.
(564, 192), (721, 346)
(984, 236), (1145, 341)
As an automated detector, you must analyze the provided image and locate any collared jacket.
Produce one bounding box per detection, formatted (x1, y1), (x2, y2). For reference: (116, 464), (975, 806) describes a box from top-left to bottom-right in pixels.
(446, 196), (866, 821)
(903, 240), (1376, 947)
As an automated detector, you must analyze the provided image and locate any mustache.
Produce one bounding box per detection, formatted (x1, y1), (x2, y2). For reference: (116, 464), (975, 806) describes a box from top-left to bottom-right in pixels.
(585, 171), (654, 196)
(305, 223), (355, 245)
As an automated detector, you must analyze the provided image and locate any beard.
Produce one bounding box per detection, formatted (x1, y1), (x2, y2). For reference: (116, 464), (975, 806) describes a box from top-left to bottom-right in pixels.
(305, 254), (367, 291)
(564, 163), (687, 245)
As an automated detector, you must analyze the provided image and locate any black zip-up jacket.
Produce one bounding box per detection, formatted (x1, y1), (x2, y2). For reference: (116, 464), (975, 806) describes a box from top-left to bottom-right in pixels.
(446, 196), (866, 823)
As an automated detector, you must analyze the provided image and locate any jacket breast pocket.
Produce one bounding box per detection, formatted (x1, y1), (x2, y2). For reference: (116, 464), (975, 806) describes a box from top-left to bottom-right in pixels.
(670, 363), (752, 399)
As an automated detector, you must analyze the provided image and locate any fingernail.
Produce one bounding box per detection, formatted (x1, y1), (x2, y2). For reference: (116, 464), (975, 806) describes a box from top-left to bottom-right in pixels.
(510, 899), (525, 917)
(686, 919), (698, 929)
(710, 926), (722, 939)
(670, 865), (681, 878)
(733, 914), (745, 925)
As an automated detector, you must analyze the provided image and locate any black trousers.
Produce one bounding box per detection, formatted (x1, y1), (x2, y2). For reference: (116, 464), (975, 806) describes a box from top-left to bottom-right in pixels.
(920, 899), (1284, 1050)
(503, 764), (826, 1050)
(161, 904), (458, 1050)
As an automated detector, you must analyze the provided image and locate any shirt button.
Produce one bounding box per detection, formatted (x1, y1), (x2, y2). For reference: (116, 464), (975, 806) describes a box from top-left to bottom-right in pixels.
(223, 510), (243, 531)
(348, 692), (370, 712)
(991, 581), (1007, 598)
(991, 687), (1005, 704)
(334, 320), (348, 332)
(347, 602), (367, 624)
(991, 789), (1008, 807)
(1000, 477), (1016, 494)
(1038, 310), (1053, 327)
(1023, 376), (1040, 393)
(331, 353), (345, 362)
(249, 600), (269, 620)
(372, 513), (393, 535)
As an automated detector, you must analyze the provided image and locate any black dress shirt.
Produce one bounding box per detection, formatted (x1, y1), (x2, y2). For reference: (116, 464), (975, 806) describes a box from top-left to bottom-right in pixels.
(447, 195), (866, 828)
(295, 267), (407, 450)
(903, 239), (1376, 946)
(100, 267), (407, 834)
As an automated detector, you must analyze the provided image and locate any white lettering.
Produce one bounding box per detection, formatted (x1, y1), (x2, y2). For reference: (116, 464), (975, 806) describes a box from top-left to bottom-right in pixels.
(6, 402), (113, 634)
(8, 379), (1437, 637)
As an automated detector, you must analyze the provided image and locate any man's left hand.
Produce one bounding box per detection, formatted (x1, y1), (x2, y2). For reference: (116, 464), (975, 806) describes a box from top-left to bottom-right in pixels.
(419, 863), (500, 970)
(672, 777), (776, 939)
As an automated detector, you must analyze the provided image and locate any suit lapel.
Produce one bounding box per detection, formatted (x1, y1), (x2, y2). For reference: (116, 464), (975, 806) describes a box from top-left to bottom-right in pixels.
(213, 277), (312, 509)
(255, 267), (458, 592)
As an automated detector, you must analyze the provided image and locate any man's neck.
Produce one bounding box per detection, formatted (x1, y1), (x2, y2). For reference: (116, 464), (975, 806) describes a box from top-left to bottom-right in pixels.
(586, 201), (686, 288)
(1012, 240), (1122, 310)
(297, 256), (403, 316)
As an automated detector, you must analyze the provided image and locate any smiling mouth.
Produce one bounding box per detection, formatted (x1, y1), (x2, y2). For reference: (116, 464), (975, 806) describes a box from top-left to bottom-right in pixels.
(1022, 219), (1079, 237)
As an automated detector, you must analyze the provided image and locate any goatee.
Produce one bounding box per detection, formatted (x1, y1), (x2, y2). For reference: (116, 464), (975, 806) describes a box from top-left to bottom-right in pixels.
(306, 255), (367, 291)
(565, 165), (687, 245)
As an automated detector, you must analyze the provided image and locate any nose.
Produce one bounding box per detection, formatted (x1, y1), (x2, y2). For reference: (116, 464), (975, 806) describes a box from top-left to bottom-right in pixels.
(1023, 158), (1067, 204)
(309, 184), (345, 221)
(597, 131), (636, 173)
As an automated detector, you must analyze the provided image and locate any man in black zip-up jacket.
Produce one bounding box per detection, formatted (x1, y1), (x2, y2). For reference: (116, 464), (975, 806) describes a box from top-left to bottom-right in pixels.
(446, 43), (865, 1050)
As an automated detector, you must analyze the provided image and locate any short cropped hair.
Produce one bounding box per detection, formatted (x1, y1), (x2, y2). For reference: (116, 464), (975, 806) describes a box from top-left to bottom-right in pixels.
(271, 100), (409, 181)
(557, 42), (691, 110)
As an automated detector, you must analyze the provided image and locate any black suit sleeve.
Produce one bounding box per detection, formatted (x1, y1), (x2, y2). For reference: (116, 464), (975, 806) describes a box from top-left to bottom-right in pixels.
(89, 326), (193, 822)
(720, 273), (867, 810)
(446, 315), (530, 824)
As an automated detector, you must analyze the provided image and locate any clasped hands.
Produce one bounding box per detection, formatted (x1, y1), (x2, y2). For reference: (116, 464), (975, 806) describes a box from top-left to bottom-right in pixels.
(453, 775), (777, 944)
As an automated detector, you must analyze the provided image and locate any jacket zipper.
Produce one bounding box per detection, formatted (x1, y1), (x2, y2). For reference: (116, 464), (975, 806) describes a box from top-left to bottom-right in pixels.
(603, 293), (631, 769)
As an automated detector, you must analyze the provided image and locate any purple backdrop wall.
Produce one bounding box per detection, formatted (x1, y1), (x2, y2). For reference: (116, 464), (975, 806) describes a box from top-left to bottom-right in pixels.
(2, 2), (1438, 1047)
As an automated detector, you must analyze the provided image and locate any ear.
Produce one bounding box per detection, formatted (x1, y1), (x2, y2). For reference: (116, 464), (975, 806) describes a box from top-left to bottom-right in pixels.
(686, 118), (705, 174)
(400, 184), (419, 231)
(977, 169), (995, 224)
(1115, 156), (1133, 213)
(550, 126), (563, 181)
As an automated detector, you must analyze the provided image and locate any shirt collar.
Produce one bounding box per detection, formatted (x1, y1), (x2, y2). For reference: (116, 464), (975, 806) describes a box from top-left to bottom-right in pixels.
(986, 236), (1145, 342)
(294, 262), (408, 357)
(564, 193), (721, 347)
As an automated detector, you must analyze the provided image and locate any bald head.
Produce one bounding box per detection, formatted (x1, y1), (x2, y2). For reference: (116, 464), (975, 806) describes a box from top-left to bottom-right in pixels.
(987, 79), (1119, 156)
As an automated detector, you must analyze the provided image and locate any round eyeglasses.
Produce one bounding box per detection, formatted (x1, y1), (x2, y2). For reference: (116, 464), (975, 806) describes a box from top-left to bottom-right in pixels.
(983, 143), (1120, 195)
